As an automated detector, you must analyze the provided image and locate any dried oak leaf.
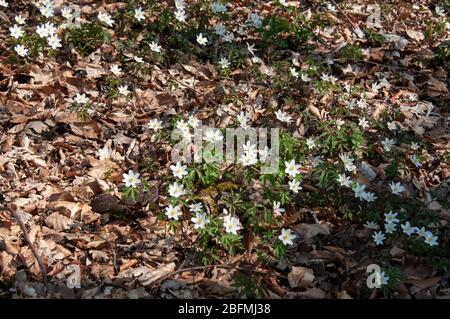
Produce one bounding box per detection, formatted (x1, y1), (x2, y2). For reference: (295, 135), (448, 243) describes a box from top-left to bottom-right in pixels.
(406, 29), (424, 41)
(90, 193), (126, 215)
(359, 161), (377, 181)
(336, 290), (354, 299)
(69, 120), (102, 139)
(0, 251), (16, 279)
(288, 266), (315, 289)
(130, 262), (176, 286)
(407, 276), (441, 291)
(286, 287), (326, 299)
(45, 212), (72, 231)
(293, 223), (330, 242)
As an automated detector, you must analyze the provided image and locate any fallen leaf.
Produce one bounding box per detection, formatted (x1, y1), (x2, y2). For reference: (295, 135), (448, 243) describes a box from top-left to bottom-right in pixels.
(286, 287), (326, 299)
(336, 290), (353, 299)
(359, 161), (377, 181)
(45, 212), (72, 231)
(90, 193), (125, 215)
(287, 266), (315, 289)
(406, 29), (424, 41)
(293, 223), (330, 242)
(134, 263), (176, 286)
(127, 262), (175, 286)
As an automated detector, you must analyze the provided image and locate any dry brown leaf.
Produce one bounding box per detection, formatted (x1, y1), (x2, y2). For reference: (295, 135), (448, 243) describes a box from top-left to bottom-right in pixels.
(287, 266), (315, 289)
(406, 29), (424, 41)
(336, 290), (354, 299)
(407, 276), (441, 290)
(0, 251), (16, 278)
(90, 193), (125, 215)
(286, 287), (326, 299)
(47, 201), (91, 219)
(135, 262), (176, 286)
(293, 223), (330, 241)
(25, 121), (48, 134)
(307, 104), (324, 119)
(69, 121), (102, 139)
(359, 161), (377, 181)
(76, 62), (107, 79)
(44, 212), (72, 231)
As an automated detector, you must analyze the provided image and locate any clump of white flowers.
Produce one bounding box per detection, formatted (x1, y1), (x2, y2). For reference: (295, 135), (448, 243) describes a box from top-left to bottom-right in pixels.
(36, 22), (57, 38)
(203, 127), (222, 144)
(38, 0), (55, 18)
(367, 211), (439, 247)
(3, 0), (444, 290)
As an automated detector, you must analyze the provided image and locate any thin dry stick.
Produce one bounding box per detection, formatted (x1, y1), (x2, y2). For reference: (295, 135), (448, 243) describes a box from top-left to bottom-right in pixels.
(1, 204), (49, 294)
(93, 233), (119, 275)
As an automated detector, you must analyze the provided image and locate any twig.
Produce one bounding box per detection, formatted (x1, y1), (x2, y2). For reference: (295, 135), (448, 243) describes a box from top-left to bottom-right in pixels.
(0, 204), (49, 295)
(93, 233), (119, 275)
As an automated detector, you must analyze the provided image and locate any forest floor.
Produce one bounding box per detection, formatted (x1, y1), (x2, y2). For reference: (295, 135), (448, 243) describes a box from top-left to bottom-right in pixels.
(0, 0), (449, 299)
